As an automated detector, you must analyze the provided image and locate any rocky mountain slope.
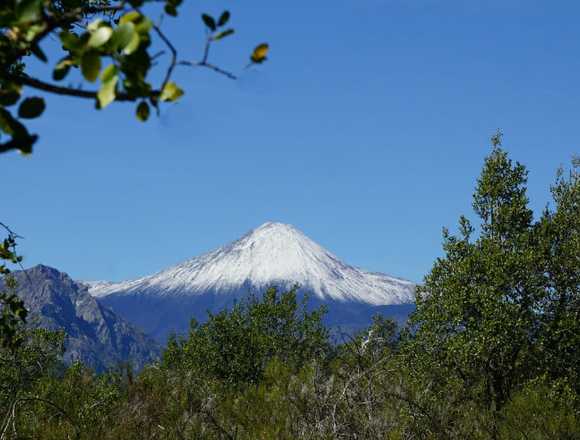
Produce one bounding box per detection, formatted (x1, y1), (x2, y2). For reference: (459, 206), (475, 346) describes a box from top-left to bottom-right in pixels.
(7, 265), (159, 371)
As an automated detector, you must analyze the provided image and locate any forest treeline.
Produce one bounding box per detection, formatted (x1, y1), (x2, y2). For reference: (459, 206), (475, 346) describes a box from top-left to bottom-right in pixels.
(0, 141), (578, 439)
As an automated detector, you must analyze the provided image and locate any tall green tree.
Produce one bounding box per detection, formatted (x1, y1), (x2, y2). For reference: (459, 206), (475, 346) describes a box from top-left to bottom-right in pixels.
(535, 157), (579, 388)
(404, 133), (577, 412)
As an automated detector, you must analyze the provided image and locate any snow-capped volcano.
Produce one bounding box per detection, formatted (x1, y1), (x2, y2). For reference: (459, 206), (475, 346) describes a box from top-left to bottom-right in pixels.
(89, 222), (415, 305)
(88, 222), (416, 341)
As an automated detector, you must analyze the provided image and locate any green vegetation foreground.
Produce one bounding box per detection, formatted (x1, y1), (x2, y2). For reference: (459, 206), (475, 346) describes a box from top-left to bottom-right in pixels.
(0, 138), (578, 439)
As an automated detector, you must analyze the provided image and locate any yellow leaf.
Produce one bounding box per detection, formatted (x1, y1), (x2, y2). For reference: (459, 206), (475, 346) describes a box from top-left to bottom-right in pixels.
(136, 101), (150, 122)
(123, 31), (140, 55)
(98, 76), (118, 108)
(159, 82), (184, 102)
(250, 43), (269, 64)
(119, 11), (141, 25)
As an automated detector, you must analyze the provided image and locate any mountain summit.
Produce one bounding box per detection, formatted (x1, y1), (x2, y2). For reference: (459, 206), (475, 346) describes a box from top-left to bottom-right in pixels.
(88, 222), (416, 341)
(89, 222), (415, 305)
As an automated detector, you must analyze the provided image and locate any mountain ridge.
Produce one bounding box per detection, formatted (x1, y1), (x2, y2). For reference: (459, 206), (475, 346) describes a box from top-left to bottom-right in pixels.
(88, 222), (416, 305)
(87, 222), (416, 342)
(6, 264), (160, 371)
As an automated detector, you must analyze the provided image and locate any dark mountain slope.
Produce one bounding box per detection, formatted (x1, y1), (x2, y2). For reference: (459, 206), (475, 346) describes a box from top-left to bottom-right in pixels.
(6, 265), (159, 371)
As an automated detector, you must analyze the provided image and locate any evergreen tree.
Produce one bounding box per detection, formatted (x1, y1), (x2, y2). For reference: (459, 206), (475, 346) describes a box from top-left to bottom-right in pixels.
(404, 134), (564, 411)
(536, 158), (579, 388)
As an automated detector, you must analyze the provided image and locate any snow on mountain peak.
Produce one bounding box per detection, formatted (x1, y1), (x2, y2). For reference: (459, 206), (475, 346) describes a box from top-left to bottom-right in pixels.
(88, 222), (415, 305)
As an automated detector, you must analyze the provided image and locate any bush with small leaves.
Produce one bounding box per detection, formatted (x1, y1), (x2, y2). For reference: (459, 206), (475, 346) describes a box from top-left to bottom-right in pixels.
(163, 286), (330, 386)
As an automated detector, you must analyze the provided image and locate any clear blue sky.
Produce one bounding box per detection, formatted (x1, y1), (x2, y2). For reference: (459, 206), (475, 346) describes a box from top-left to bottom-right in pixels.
(3, 0), (579, 283)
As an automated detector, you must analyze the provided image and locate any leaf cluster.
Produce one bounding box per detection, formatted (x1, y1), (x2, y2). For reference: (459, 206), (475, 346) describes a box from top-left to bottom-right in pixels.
(0, 0), (269, 154)
(0, 224), (27, 350)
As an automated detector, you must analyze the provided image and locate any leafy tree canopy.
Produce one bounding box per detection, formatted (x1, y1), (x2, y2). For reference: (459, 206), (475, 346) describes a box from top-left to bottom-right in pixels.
(163, 286), (330, 386)
(404, 133), (579, 411)
(0, 0), (269, 154)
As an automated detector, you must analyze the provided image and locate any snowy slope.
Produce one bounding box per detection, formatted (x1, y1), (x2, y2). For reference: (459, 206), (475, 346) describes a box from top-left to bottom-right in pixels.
(82, 280), (115, 292)
(88, 222), (415, 306)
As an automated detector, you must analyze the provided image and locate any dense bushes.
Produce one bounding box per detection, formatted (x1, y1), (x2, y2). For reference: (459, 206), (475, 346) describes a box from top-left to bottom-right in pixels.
(162, 287), (330, 386)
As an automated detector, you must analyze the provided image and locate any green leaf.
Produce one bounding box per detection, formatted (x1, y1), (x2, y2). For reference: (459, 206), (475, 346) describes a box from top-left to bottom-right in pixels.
(123, 31), (140, 55)
(23, 23), (44, 41)
(81, 52), (101, 82)
(136, 101), (150, 122)
(100, 64), (118, 82)
(159, 82), (184, 102)
(87, 18), (103, 32)
(0, 131), (37, 155)
(201, 14), (216, 31)
(0, 89), (21, 107)
(97, 76), (118, 108)
(217, 11), (230, 27)
(18, 97), (45, 119)
(0, 109), (19, 135)
(164, 4), (177, 17)
(111, 23), (135, 52)
(52, 65), (70, 81)
(119, 11), (141, 25)
(59, 31), (83, 52)
(30, 43), (47, 62)
(0, 108), (27, 137)
(134, 17), (153, 35)
(213, 29), (234, 41)
(19, 134), (37, 154)
(88, 26), (113, 48)
(16, 0), (42, 24)
(53, 58), (73, 81)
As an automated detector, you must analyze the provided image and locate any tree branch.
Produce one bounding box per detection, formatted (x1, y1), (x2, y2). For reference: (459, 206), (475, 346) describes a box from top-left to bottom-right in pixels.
(178, 61), (237, 81)
(198, 62), (237, 80)
(4, 2), (237, 118)
(152, 24), (178, 92)
(5, 73), (141, 102)
(201, 35), (211, 64)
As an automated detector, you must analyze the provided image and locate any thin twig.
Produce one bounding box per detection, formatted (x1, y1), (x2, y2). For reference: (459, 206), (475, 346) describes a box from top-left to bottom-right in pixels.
(0, 223), (22, 240)
(151, 50), (166, 61)
(152, 24), (177, 91)
(178, 61), (237, 80)
(198, 62), (237, 80)
(201, 34), (211, 64)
